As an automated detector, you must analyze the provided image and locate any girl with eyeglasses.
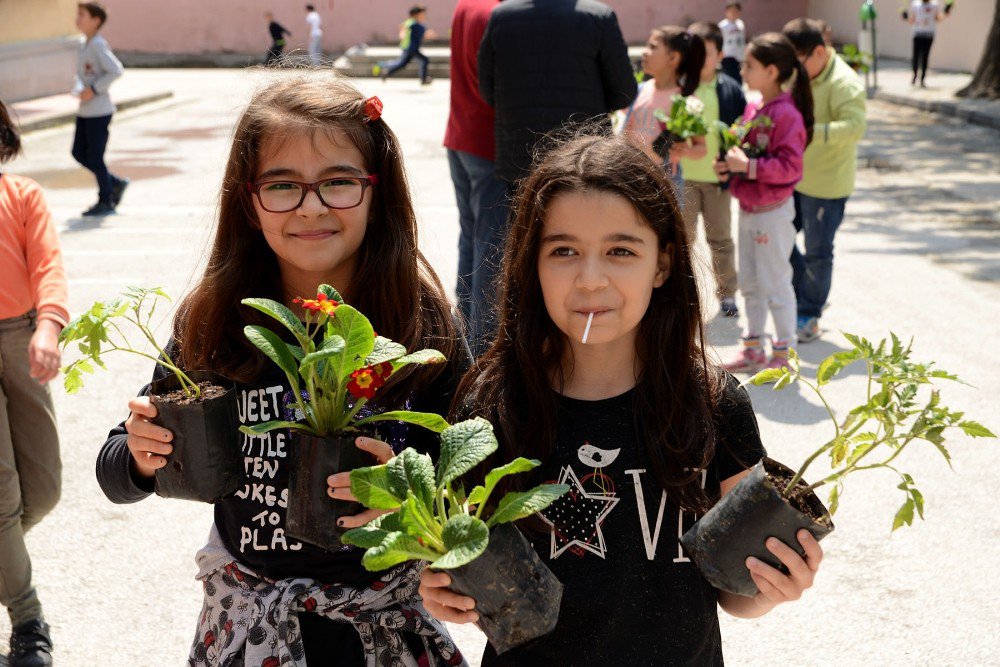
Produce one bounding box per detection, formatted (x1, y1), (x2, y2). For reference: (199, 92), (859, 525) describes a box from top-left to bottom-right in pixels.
(96, 76), (469, 666)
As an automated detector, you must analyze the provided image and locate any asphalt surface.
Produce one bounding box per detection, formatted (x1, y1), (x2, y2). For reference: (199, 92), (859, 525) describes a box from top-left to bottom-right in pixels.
(6, 68), (999, 665)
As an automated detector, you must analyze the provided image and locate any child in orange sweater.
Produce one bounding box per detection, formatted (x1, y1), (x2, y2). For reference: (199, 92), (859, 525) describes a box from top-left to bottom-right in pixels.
(0, 99), (66, 667)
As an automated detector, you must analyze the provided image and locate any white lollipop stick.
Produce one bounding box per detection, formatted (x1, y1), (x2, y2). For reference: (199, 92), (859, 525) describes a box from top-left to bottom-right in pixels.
(581, 312), (595, 344)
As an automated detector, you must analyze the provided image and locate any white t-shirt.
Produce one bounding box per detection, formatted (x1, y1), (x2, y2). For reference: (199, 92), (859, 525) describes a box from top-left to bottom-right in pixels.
(718, 18), (746, 60)
(307, 11), (323, 37)
(910, 1), (939, 36)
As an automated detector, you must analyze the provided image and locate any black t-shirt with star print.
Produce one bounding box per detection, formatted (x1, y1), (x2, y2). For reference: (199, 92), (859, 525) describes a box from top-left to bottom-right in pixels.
(482, 374), (766, 666)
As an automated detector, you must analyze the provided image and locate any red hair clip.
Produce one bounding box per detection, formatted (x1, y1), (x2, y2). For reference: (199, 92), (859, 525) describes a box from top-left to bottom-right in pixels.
(363, 96), (383, 123)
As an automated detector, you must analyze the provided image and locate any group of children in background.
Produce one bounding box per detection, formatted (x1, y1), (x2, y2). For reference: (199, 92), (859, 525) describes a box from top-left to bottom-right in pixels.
(623, 3), (866, 373)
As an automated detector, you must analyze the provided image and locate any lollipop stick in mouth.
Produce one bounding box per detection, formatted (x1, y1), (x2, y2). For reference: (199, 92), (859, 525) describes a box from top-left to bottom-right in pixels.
(582, 312), (595, 344)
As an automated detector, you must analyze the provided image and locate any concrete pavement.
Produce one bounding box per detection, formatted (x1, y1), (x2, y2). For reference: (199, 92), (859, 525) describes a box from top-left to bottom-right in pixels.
(5, 68), (999, 665)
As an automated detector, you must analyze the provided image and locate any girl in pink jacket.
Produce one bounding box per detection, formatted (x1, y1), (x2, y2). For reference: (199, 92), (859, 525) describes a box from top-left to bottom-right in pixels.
(715, 32), (813, 372)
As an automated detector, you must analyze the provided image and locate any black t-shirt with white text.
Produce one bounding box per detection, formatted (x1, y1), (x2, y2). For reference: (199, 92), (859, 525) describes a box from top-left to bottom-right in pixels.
(482, 376), (765, 666)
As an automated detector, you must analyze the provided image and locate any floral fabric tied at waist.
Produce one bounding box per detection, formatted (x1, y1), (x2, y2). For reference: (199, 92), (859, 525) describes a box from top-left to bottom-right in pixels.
(188, 530), (466, 667)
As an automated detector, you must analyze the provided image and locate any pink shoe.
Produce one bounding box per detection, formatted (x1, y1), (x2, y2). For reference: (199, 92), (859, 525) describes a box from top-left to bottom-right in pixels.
(766, 344), (792, 370)
(723, 337), (767, 373)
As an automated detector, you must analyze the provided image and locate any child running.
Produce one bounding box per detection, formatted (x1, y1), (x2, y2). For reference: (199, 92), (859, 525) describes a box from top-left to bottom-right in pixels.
(375, 5), (435, 85)
(0, 100), (65, 667)
(716, 32), (813, 372)
(418, 134), (823, 664)
(96, 77), (468, 666)
(623, 25), (706, 195)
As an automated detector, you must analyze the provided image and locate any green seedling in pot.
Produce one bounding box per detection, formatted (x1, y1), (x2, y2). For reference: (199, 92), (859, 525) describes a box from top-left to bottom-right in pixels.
(59, 286), (201, 397)
(747, 332), (996, 530)
(342, 417), (569, 570)
(239, 283), (449, 438)
(651, 93), (709, 158)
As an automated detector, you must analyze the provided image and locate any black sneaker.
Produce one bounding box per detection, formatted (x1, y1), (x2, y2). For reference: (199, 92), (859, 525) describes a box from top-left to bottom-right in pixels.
(9, 619), (53, 667)
(420, 76), (433, 86)
(82, 200), (115, 217)
(111, 177), (130, 208)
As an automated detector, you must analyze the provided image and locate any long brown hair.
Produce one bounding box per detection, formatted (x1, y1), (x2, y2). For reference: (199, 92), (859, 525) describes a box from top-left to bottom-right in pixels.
(176, 75), (457, 396)
(748, 32), (815, 145)
(454, 133), (725, 513)
(0, 100), (22, 164)
(651, 26), (706, 97)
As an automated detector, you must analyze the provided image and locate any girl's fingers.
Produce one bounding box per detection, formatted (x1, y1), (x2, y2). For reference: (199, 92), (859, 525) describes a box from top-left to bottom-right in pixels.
(422, 598), (479, 624)
(327, 471), (350, 488)
(128, 396), (158, 418)
(335, 508), (388, 529)
(745, 556), (798, 601)
(355, 436), (394, 464)
(749, 570), (784, 604)
(420, 570), (452, 589)
(424, 585), (477, 613)
(126, 415), (173, 442)
(765, 537), (814, 584)
(139, 453), (169, 470)
(129, 437), (174, 457)
(327, 485), (356, 501)
(797, 529), (824, 570)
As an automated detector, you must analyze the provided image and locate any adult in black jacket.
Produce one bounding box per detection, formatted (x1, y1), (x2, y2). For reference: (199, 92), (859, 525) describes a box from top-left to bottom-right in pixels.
(477, 0), (637, 184)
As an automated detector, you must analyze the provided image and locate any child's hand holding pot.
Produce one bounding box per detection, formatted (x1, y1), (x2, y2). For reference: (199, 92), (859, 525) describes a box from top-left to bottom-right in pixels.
(124, 396), (173, 478)
(327, 436), (395, 528)
(745, 529), (824, 607)
(713, 159), (731, 183)
(725, 146), (750, 174)
(418, 568), (480, 624)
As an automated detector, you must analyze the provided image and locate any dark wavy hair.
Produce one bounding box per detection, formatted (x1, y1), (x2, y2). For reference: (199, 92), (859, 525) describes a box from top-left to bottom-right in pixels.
(175, 75), (457, 400)
(748, 32), (815, 145)
(651, 25), (707, 97)
(453, 132), (725, 513)
(0, 100), (22, 164)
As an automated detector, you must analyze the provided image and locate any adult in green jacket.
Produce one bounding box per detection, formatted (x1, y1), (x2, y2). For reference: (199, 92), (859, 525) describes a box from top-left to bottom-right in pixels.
(783, 18), (866, 342)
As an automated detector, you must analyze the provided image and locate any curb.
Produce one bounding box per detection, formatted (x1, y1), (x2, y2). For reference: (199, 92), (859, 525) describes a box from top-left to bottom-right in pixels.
(18, 91), (175, 134)
(872, 90), (1000, 130)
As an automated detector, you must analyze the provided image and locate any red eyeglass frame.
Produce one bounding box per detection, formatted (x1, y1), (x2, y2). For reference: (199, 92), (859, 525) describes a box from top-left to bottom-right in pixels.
(245, 174), (380, 212)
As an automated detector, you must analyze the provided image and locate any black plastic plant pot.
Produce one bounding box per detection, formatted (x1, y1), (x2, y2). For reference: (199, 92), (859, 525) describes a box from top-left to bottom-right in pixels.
(149, 370), (241, 503)
(285, 433), (376, 552)
(444, 523), (563, 655)
(679, 457), (835, 598)
(652, 130), (682, 159)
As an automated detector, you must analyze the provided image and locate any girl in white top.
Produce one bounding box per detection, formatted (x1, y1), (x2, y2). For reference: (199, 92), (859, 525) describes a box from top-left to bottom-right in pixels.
(718, 2), (746, 83)
(305, 3), (324, 66)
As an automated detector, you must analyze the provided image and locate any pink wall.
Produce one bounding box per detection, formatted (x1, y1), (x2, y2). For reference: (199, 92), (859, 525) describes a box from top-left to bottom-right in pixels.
(99, 0), (809, 54)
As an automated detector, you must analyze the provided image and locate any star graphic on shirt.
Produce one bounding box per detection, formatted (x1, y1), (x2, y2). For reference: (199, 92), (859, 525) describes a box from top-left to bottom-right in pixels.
(539, 465), (619, 559)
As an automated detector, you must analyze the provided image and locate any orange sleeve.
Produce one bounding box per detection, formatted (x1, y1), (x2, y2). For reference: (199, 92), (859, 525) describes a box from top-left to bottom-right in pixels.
(21, 180), (69, 327)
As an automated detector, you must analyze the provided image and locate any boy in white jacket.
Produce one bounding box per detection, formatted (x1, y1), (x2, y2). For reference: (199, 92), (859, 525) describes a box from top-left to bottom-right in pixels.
(72, 2), (126, 217)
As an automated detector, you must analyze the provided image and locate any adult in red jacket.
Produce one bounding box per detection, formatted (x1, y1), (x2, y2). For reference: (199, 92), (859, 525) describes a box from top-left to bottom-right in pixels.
(445, 0), (508, 356)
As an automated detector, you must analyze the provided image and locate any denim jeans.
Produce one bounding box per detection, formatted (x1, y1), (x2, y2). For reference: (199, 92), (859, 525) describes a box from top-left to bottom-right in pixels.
(382, 48), (429, 81)
(448, 150), (510, 355)
(790, 191), (847, 319)
(72, 114), (123, 204)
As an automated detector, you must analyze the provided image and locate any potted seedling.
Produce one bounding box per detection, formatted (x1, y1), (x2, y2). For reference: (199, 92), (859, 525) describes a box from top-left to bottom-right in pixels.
(342, 417), (570, 654)
(840, 44), (872, 74)
(239, 284), (449, 551)
(681, 333), (995, 597)
(651, 93), (709, 158)
(716, 115), (773, 161)
(60, 286), (242, 503)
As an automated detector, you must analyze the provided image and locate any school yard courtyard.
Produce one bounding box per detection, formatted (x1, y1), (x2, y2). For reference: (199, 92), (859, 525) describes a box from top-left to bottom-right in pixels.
(7, 68), (1000, 665)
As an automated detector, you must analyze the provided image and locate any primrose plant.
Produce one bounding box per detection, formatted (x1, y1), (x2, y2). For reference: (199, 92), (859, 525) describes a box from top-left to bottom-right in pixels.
(239, 284), (449, 438)
(342, 418), (570, 570)
(748, 332), (996, 530)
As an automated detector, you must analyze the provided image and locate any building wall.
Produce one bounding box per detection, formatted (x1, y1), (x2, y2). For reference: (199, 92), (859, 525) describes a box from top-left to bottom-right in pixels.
(94, 0), (809, 55)
(0, 0), (81, 102)
(809, 0), (993, 72)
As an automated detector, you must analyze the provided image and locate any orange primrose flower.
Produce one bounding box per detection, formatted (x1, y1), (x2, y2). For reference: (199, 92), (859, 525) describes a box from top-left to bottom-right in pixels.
(293, 292), (339, 315)
(347, 362), (392, 400)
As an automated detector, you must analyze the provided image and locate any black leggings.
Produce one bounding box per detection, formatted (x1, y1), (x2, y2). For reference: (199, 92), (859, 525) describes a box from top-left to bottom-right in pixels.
(912, 35), (934, 82)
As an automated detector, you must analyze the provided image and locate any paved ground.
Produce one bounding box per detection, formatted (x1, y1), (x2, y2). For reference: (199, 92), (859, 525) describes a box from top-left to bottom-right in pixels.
(5, 68), (999, 665)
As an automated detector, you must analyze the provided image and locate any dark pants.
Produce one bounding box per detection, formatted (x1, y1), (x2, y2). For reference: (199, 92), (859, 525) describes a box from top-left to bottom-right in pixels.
(721, 57), (742, 85)
(912, 35), (934, 82)
(790, 191), (847, 319)
(265, 42), (285, 65)
(448, 149), (511, 356)
(382, 48), (429, 80)
(72, 114), (121, 204)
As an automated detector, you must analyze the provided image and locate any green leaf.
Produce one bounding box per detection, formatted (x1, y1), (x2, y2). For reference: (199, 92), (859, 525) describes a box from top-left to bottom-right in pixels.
(239, 420), (309, 436)
(244, 325), (300, 381)
(350, 463), (407, 510)
(431, 514), (490, 569)
(317, 284), (343, 303)
(366, 337), (408, 366)
(473, 458), (540, 511)
(892, 499), (914, 531)
(830, 437), (850, 466)
(910, 487), (925, 519)
(386, 449), (435, 511)
(467, 485), (487, 507)
(341, 522), (393, 549)
(748, 368), (786, 386)
(773, 369), (794, 390)
(355, 410), (450, 434)
(391, 349), (448, 371)
(360, 531), (441, 571)
(436, 418), (499, 488)
(300, 338), (347, 371)
(486, 484), (570, 528)
(241, 298), (307, 340)
(827, 484), (840, 515)
(816, 355), (843, 386)
(958, 420), (996, 438)
(327, 305), (376, 381)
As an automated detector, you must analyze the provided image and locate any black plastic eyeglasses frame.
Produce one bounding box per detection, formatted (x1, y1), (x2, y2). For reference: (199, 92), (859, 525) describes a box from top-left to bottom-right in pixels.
(245, 175), (379, 212)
